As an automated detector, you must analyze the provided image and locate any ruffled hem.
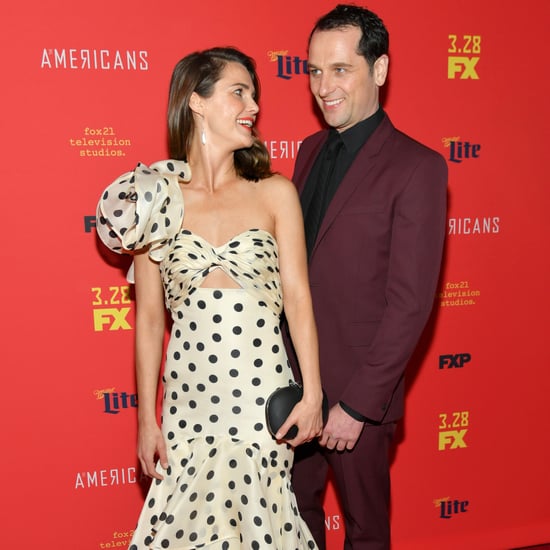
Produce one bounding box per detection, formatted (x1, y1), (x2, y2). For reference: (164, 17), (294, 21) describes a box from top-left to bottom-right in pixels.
(128, 436), (317, 550)
(96, 160), (190, 261)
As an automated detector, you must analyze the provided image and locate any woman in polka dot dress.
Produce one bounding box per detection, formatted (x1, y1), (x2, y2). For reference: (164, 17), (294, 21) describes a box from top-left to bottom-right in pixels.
(96, 47), (324, 549)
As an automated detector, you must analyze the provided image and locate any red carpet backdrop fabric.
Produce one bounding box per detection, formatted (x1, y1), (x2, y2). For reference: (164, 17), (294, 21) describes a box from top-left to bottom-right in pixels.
(1, 1), (548, 548)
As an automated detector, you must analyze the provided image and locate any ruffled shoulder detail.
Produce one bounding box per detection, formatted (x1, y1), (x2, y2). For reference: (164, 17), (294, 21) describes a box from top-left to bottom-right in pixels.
(96, 160), (190, 261)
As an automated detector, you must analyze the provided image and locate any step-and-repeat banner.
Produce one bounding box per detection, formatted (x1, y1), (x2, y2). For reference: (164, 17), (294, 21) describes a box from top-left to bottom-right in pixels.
(2, 1), (548, 548)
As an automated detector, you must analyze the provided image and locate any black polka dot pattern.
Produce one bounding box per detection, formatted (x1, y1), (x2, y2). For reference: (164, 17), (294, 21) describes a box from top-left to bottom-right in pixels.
(160, 228), (283, 313)
(96, 160), (189, 260)
(125, 222), (316, 548)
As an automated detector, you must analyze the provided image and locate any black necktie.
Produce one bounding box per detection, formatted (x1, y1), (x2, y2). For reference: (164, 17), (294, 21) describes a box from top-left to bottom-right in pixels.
(303, 132), (343, 257)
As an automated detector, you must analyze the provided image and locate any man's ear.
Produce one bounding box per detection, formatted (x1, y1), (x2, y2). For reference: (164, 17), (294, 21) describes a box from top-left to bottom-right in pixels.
(189, 91), (204, 115)
(373, 54), (389, 86)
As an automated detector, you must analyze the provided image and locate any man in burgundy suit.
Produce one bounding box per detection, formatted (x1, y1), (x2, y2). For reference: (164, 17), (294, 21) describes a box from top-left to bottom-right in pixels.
(288, 5), (447, 549)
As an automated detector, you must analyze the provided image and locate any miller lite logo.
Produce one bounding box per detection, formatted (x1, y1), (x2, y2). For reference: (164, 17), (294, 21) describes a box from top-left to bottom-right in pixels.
(434, 497), (469, 519)
(442, 137), (481, 163)
(268, 50), (308, 80)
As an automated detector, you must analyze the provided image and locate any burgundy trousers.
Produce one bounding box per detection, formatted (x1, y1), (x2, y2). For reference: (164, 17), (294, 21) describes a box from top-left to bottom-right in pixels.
(292, 422), (397, 550)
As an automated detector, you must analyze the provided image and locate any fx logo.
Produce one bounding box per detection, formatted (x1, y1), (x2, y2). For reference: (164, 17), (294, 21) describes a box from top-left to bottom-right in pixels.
(93, 308), (132, 331)
(439, 353), (471, 369)
(448, 56), (479, 79)
(438, 429), (467, 450)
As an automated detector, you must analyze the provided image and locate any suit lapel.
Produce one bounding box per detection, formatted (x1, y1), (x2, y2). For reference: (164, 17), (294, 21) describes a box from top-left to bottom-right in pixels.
(309, 116), (394, 260)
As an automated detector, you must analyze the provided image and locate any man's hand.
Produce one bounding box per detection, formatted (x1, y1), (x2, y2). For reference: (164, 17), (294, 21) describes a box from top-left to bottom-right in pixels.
(318, 403), (364, 451)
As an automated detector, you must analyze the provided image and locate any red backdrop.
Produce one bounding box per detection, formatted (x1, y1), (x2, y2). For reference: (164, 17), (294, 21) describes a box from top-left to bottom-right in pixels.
(1, 1), (549, 548)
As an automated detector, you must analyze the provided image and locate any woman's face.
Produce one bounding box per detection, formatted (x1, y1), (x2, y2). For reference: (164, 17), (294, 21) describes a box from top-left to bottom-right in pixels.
(201, 61), (259, 151)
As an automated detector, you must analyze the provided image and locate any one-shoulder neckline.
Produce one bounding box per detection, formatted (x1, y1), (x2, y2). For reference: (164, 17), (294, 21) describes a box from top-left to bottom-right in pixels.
(177, 228), (277, 250)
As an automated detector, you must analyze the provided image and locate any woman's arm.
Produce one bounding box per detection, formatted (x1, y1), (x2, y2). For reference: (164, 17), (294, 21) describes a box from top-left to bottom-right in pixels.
(269, 175), (324, 445)
(133, 251), (168, 479)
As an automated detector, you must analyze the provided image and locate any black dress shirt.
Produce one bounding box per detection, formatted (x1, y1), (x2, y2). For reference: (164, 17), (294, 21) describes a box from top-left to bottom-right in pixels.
(301, 107), (385, 257)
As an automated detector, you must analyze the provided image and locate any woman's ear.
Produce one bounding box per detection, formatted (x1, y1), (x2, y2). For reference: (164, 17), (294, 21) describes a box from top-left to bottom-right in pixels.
(189, 92), (204, 115)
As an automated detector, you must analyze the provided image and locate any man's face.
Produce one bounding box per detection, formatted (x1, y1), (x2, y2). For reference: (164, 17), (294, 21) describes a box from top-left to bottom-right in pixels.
(308, 27), (388, 132)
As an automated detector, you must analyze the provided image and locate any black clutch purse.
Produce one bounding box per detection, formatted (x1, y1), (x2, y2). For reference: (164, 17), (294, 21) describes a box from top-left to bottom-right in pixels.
(265, 382), (329, 439)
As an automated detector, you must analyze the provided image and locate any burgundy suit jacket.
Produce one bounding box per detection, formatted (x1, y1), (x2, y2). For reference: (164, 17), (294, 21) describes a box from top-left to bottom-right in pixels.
(292, 114), (447, 424)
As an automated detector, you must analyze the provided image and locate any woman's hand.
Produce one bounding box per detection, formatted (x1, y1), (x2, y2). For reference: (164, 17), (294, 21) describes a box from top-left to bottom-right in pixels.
(276, 394), (324, 447)
(137, 422), (168, 480)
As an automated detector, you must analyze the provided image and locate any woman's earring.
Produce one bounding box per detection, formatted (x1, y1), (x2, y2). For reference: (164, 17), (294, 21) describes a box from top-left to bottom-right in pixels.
(200, 129), (206, 145)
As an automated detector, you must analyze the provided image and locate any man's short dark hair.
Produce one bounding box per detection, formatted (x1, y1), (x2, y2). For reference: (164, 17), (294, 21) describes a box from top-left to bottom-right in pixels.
(309, 4), (389, 69)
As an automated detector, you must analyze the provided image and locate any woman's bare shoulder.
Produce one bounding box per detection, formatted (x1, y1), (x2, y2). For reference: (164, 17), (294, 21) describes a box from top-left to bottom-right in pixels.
(259, 173), (298, 198)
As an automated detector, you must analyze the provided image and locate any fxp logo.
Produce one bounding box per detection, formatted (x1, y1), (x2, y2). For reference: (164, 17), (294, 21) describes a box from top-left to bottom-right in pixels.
(439, 353), (471, 369)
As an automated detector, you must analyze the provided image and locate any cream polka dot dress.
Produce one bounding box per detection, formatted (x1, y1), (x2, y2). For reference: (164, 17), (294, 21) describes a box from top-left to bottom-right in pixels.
(97, 161), (317, 550)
